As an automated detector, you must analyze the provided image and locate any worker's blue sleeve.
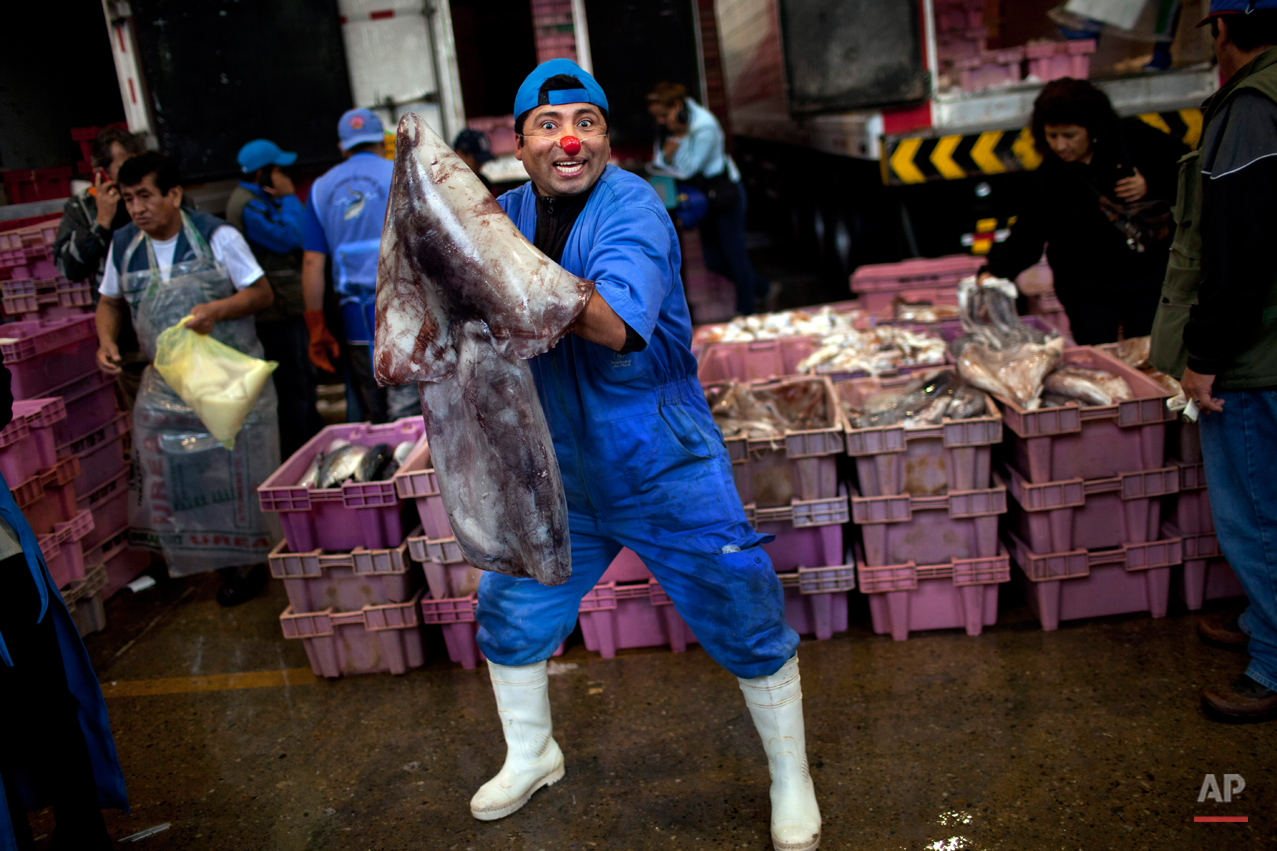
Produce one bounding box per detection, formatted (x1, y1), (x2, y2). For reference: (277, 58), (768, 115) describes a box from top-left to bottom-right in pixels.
(242, 194), (305, 254)
(302, 195), (329, 254)
(584, 206), (672, 344)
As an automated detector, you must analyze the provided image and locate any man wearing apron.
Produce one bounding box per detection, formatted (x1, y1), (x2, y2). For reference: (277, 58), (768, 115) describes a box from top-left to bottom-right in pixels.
(94, 152), (280, 606)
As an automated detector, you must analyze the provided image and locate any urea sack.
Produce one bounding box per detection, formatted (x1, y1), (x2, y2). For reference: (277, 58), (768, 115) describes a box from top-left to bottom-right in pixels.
(153, 316), (277, 449)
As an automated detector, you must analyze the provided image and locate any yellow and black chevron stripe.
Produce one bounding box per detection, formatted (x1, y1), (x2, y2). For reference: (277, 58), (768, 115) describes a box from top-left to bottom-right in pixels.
(882, 108), (1203, 186)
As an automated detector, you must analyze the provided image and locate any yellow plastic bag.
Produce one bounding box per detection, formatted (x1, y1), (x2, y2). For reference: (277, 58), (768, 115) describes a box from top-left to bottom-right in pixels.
(153, 316), (278, 449)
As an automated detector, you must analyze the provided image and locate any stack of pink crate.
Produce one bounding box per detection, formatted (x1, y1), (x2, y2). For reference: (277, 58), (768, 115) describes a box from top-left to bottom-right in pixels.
(1001, 347), (1182, 630)
(1026, 39), (1097, 83)
(839, 368), (1010, 640)
(935, 0), (987, 72)
(259, 418), (429, 678)
(1162, 421), (1244, 610)
(0, 218), (92, 321)
(0, 316), (139, 614)
(397, 442), (569, 668)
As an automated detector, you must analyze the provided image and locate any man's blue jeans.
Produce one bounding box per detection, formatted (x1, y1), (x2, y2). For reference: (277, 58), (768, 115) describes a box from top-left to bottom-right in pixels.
(1200, 389), (1277, 691)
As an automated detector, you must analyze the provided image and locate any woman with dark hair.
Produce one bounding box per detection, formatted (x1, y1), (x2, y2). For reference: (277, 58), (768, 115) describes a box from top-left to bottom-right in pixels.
(982, 78), (1188, 344)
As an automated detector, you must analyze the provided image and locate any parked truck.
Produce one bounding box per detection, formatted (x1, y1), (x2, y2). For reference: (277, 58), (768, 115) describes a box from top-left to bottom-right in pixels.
(712, 0), (1218, 295)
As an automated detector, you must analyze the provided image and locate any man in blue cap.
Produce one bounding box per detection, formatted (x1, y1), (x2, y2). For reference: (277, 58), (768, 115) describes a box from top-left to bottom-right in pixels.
(227, 139), (321, 457)
(1151, 0), (1277, 723)
(466, 59), (821, 851)
(302, 109), (417, 422)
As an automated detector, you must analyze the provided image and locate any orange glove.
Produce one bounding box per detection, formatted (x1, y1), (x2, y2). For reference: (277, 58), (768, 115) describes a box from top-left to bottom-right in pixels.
(304, 309), (340, 373)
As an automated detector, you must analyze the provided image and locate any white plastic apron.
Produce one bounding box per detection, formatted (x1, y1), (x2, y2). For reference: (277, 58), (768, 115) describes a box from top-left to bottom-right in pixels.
(118, 213), (280, 575)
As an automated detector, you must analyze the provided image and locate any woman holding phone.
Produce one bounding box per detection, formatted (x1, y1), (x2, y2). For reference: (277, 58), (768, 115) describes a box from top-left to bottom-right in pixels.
(981, 78), (1188, 344)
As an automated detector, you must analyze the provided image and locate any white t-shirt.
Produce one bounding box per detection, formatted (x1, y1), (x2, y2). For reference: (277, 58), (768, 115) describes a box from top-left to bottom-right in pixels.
(99, 225), (265, 298)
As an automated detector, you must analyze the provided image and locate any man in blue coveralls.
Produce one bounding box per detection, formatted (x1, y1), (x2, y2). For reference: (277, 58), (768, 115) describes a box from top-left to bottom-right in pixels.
(302, 109), (417, 423)
(469, 60), (821, 851)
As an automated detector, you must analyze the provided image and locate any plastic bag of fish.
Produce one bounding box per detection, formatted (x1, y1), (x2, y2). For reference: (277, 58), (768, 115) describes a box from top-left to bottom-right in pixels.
(295, 439), (417, 489)
(796, 325), (946, 377)
(950, 276), (1064, 409)
(842, 369), (987, 429)
(696, 305), (865, 344)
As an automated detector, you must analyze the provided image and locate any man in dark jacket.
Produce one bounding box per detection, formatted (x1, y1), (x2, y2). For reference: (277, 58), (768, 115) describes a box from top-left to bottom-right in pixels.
(54, 127), (148, 406)
(227, 139), (322, 458)
(1151, 0), (1277, 723)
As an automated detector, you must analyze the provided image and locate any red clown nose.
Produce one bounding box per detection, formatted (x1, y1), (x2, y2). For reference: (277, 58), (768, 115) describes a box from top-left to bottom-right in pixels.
(560, 136), (582, 156)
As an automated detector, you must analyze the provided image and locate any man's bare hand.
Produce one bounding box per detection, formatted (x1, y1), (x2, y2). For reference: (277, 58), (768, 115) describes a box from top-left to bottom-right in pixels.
(1181, 367), (1224, 414)
(186, 303), (222, 335)
(662, 137), (682, 160)
(93, 171), (120, 228)
(1115, 168), (1149, 203)
(267, 169), (296, 198)
(96, 340), (122, 376)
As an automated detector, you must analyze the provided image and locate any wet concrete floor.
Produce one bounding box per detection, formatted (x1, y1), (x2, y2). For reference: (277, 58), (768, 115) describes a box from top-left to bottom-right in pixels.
(24, 571), (1277, 850)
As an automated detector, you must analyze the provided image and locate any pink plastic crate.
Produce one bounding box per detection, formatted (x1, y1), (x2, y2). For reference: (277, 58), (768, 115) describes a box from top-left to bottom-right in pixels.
(40, 508), (95, 588)
(75, 467), (129, 553)
(0, 396), (65, 484)
(852, 485), (1005, 567)
(851, 255), (984, 296)
(935, 0), (984, 32)
(418, 591), (560, 668)
(394, 439), (449, 538)
(13, 455), (81, 536)
(57, 412), (129, 497)
(61, 562), (108, 637)
(84, 526), (150, 600)
(955, 47), (1025, 93)
(751, 494), (850, 529)
(580, 581), (700, 658)
(281, 589), (426, 678)
(838, 370), (1002, 497)
(0, 316), (98, 400)
(778, 566), (854, 639)
(857, 547), (1010, 641)
(1026, 39), (1095, 82)
(705, 376), (845, 507)
(1003, 465), (1178, 553)
(1009, 533), (1179, 630)
(998, 347), (1174, 483)
(420, 594), (488, 669)
(406, 531), (484, 599)
(269, 536), (421, 614)
(757, 518), (845, 572)
(49, 370), (119, 446)
(936, 28), (988, 62)
(466, 114), (517, 156)
(601, 548), (653, 583)
(258, 419), (426, 552)
(2, 277), (93, 317)
(697, 336), (820, 383)
(1171, 522), (1244, 612)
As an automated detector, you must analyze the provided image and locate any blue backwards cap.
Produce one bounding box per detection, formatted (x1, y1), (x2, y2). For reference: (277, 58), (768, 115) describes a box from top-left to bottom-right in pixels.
(513, 59), (609, 122)
(1200, 0), (1277, 25)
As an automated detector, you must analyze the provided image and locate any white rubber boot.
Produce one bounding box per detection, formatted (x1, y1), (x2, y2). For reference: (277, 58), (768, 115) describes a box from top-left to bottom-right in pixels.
(470, 660), (565, 821)
(738, 655), (822, 851)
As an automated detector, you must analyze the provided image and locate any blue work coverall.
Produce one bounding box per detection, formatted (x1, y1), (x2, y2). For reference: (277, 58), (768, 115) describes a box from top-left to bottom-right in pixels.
(476, 166), (797, 679)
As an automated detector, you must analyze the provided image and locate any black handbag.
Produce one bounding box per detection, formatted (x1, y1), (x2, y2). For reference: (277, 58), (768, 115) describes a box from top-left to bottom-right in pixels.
(1095, 192), (1173, 254)
(690, 171), (740, 216)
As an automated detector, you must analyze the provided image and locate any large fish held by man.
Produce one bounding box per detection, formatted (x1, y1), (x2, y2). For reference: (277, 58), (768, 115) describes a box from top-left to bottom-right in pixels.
(373, 113), (595, 586)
